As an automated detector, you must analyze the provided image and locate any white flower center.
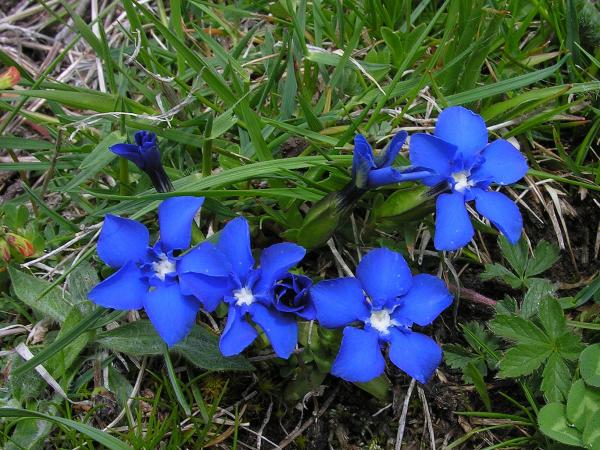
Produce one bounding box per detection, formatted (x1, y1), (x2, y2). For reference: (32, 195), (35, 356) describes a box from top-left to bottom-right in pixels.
(451, 171), (474, 192)
(152, 254), (176, 281)
(234, 287), (255, 306)
(369, 309), (393, 334)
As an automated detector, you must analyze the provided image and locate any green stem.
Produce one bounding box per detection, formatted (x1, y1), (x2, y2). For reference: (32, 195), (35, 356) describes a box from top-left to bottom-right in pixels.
(163, 343), (191, 416)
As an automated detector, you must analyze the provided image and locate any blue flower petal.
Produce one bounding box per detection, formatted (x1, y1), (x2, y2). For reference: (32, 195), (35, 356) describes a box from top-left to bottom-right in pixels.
(311, 278), (369, 328)
(178, 272), (232, 312)
(356, 248), (412, 308)
(392, 274), (453, 326)
(388, 329), (442, 383)
(97, 215), (150, 268)
(178, 242), (232, 277)
(143, 283), (200, 347)
(217, 217), (255, 284)
(331, 327), (385, 382)
(471, 139), (528, 185)
(352, 134), (376, 188)
(249, 303), (297, 359)
(367, 167), (403, 187)
(110, 143), (144, 167)
(474, 189), (523, 244)
(158, 196), (205, 252)
(253, 242), (306, 296)
(409, 133), (456, 180)
(434, 106), (488, 159)
(88, 261), (147, 310)
(434, 192), (474, 251)
(220, 306), (258, 356)
(374, 131), (408, 168)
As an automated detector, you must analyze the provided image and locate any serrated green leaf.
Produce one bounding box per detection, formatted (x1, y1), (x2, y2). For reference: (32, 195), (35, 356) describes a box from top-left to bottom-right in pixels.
(526, 240), (560, 277)
(489, 314), (549, 346)
(480, 263), (521, 288)
(538, 297), (566, 339)
(96, 321), (253, 371)
(521, 278), (556, 318)
(556, 333), (584, 361)
(541, 353), (571, 403)
(580, 344), (600, 387)
(443, 344), (478, 370)
(8, 267), (73, 323)
(538, 403), (583, 447)
(566, 379), (600, 430)
(498, 344), (551, 378)
(499, 236), (529, 277)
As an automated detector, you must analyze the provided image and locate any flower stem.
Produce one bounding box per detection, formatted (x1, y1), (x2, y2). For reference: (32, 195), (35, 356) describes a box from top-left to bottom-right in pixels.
(119, 158), (129, 195)
(163, 343), (191, 416)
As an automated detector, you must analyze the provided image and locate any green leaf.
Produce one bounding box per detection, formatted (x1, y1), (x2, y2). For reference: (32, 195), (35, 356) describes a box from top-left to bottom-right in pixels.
(480, 263), (521, 288)
(175, 325), (253, 371)
(526, 240), (560, 277)
(521, 278), (556, 318)
(499, 236), (529, 277)
(489, 314), (549, 346)
(0, 408), (132, 450)
(5, 401), (58, 450)
(96, 321), (253, 371)
(538, 403), (583, 447)
(580, 344), (600, 387)
(498, 344), (551, 378)
(566, 379), (600, 430)
(541, 354), (571, 403)
(464, 362), (491, 411)
(443, 344), (478, 370)
(556, 333), (584, 361)
(355, 374), (392, 402)
(8, 267), (73, 323)
(47, 307), (93, 379)
(538, 297), (566, 339)
(96, 320), (164, 355)
(583, 409), (600, 449)
(11, 308), (107, 377)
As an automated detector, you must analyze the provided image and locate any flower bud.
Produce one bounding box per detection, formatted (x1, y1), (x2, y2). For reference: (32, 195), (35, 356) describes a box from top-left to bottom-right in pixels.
(6, 233), (35, 257)
(297, 184), (365, 249)
(110, 131), (174, 193)
(0, 238), (11, 263)
(0, 67), (20, 89)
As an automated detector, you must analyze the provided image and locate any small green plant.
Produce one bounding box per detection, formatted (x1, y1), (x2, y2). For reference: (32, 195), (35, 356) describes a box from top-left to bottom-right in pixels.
(537, 344), (600, 449)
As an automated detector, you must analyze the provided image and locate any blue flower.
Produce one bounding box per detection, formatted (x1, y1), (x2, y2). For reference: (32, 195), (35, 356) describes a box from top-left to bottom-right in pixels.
(352, 132), (432, 189)
(110, 131), (174, 193)
(273, 273), (315, 320)
(88, 196), (205, 347)
(310, 248), (452, 383)
(177, 217), (307, 358)
(409, 106), (528, 250)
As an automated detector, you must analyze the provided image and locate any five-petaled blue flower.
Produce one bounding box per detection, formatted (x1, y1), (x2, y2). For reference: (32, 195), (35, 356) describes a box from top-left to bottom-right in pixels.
(409, 106), (528, 250)
(88, 196), (205, 347)
(110, 131), (174, 193)
(352, 132), (432, 189)
(310, 248), (452, 383)
(177, 217), (306, 359)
